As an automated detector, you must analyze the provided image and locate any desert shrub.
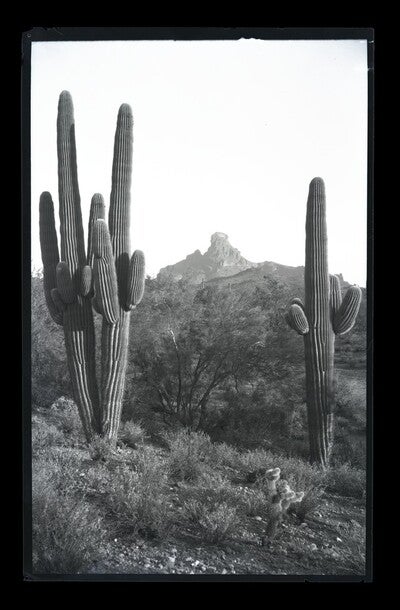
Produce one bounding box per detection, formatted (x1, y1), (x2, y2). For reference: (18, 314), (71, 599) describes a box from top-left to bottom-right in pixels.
(182, 499), (239, 543)
(240, 487), (267, 517)
(32, 482), (103, 574)
(50, 398), (83, 434)
(275, 456), (326, 493)
(236, 448), (276, 476)
(165, 428), (213, 481)
(325, 463), (366, 499)
(119, 420), (146, 448)
(104, 447), (172, 539)
(32, 448), (103, 574)
(31, 275), (70, 410)
(32, 420), (64, 454)
(210, 441), (241, 469)
(88, 435), (114, 462)
(289, 485), (326, 520)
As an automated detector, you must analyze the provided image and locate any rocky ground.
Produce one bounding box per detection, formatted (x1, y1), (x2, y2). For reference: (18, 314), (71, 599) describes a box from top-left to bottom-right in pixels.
(89, 494), (365, 577)
(31, 406), (366, 580)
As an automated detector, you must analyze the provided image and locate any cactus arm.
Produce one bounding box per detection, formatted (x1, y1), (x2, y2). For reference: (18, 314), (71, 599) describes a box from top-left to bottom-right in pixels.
(39, 192), (63, 325)
(108, 104), (133, 306)
(57, 91), (86, 279)
(291, 297), (305, 311)
(56, 262), (76, 304)
(51, 288), (67, 313)
(329, 274), (342, 318)
(285, 303), (309, 335)
(87, 194), (106, 268)
(92, 220), (120, 324)
(99, 103), (134, 443)
(55, 91), (100, 440)
(125, 250), (146, 310)
(333, 285), (362, 335)
(91, 295), (101, 315)
(80, 266), (92, 297)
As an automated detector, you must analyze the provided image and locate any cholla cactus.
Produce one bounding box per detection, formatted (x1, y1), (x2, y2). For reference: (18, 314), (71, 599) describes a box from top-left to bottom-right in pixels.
(264, 467), (281, 499)
(39, 92), (145, 445)
(285, 178), (362, 468)
(262, 470), (304, 543)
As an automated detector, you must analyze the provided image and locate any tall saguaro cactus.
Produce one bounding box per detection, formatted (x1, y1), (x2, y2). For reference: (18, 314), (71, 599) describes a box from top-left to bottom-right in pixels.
(285, 178), (362, 468)
(39, 91), (145, 445)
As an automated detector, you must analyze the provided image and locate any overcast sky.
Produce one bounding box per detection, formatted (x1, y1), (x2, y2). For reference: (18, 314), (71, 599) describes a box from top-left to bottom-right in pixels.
(31, 39), (368, 286)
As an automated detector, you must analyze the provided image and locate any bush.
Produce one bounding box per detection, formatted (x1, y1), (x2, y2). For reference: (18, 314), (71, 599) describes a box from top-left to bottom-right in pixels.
(32, 420), (64, 454)
(119, 420), (146, 448)
(276, 456), (325, 493)
(290, 486), (326, 520)
(325, 463), (366, 499)
(210, 442), (241, 469)
(50, 397), (84, 442)
(104, 447), (172, 539)
(88, 435), (114, 462)
(165, 429), (213, 481)
(32, 484), (103, 574)
(183, 499), (239, 543)
(32, 448), (103, 574)
(240, 488), (267, 517)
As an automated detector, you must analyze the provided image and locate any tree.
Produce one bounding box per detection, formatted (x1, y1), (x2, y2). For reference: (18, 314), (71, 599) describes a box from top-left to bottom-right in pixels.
(129, 280), (271, 430)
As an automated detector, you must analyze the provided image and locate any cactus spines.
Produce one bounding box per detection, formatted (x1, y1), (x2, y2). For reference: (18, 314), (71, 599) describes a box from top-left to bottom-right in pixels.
(126, 250), (146, 310)
(39, 92), (145, 445)
(285, 178), (362, 468)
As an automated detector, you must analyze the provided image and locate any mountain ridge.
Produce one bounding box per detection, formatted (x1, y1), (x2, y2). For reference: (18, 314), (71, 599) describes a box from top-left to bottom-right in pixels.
(157, 232), (357, 290)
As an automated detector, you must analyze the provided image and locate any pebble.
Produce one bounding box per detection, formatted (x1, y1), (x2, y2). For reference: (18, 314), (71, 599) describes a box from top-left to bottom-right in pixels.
(310, 543), (318, 551)
(255, 516), (262, 521)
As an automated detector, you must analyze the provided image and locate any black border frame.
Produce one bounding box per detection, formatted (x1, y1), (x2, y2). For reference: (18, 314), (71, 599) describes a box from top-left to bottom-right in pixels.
(22, 26), (374, 583)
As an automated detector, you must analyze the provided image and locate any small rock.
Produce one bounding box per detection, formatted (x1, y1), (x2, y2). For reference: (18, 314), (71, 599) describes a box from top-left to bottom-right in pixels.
(310, 543), (318, 551)
(222, 569), (228, 574)
(300, 522), (307, 528)
(254, 516), (262, 521)
(336, 537), (342, 543)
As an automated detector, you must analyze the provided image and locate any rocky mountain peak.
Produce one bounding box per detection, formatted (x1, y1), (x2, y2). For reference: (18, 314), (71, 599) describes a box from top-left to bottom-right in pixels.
(158, 233), (257, 283)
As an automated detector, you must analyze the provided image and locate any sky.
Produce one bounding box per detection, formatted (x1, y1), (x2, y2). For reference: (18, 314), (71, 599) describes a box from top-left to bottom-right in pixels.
(31, 39), (368, 286)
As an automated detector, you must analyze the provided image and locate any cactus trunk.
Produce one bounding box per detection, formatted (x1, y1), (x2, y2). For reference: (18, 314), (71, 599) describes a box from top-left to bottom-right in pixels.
(56, 92), (100, 440)
(39, 92), (146, 446)
(285, 178), (362, 468)
(96, 105), (132, 445)
(303, 178), (334, 465)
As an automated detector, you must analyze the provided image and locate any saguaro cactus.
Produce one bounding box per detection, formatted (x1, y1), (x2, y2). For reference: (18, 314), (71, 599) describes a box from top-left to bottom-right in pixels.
(285, 178), (362, 468)
(39, 92), (145, 445)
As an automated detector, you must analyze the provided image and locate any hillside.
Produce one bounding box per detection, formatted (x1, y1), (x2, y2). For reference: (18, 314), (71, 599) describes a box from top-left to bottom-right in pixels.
(157, 233), (367, 369)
